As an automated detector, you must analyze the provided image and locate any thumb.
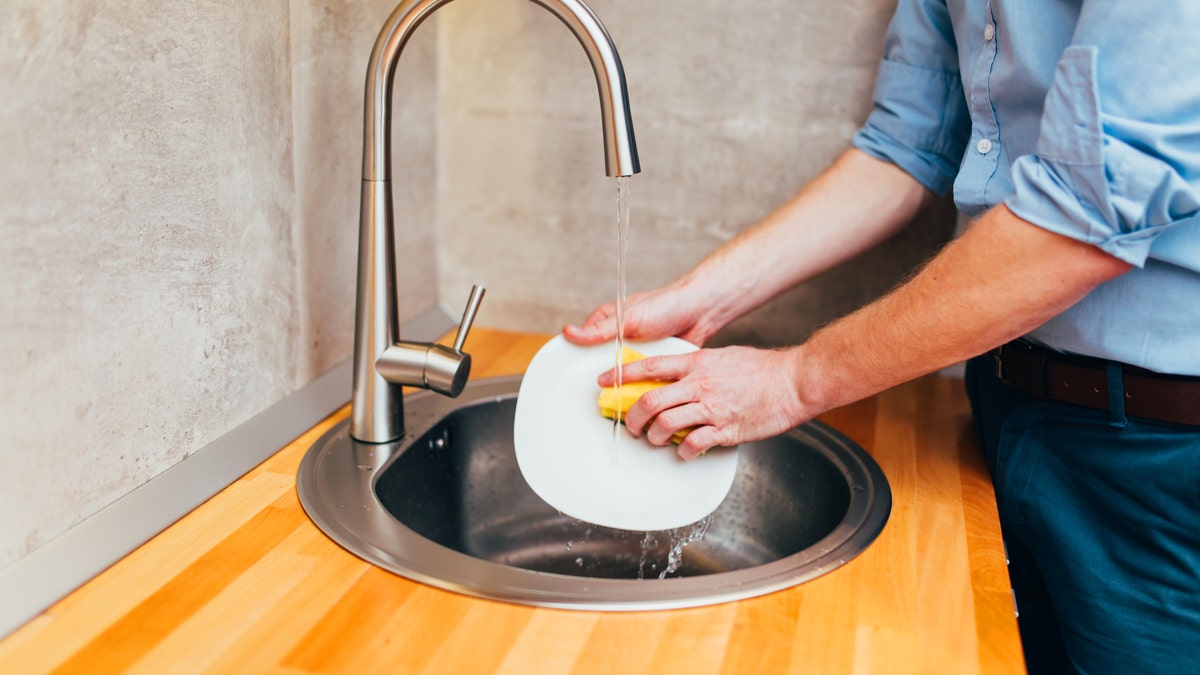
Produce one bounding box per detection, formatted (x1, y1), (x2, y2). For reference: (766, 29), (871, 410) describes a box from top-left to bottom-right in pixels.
(563, 303), (618, 345)
(562, 320), (615, 345)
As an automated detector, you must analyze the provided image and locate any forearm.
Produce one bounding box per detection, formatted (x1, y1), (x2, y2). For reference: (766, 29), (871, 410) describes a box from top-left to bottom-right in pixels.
(793, 205), (1132, 416)
(676, 148), (937, 331)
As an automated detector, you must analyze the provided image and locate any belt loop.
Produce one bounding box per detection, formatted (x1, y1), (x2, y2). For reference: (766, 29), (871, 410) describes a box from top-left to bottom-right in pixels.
(1106, 362), (1128, 428)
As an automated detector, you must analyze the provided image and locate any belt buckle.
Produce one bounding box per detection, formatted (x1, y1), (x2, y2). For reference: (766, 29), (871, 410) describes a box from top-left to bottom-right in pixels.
(993, 344), (1006, 382)
(994, 339), (1035, 388)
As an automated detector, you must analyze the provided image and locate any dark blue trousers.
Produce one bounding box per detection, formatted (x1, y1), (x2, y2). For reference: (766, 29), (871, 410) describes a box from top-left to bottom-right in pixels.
(964, 355), (1200, 675)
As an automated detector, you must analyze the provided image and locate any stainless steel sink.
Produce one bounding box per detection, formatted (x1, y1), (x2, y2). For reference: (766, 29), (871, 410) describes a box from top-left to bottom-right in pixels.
(297, 376), (890, 610)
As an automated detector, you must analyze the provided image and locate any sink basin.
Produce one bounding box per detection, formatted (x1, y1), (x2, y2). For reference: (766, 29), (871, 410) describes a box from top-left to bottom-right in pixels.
(297, 376), (890, 610)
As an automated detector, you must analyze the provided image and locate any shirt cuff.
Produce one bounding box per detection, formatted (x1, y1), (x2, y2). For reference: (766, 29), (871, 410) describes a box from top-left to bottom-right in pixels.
(1006, 45), (1200, 267)
(851, 58), (969, 196)
(1006, 156), (1166, 267)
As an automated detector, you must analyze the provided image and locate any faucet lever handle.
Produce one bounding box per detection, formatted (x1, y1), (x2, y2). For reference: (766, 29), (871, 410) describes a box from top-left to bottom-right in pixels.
(452, 285), (486, 352)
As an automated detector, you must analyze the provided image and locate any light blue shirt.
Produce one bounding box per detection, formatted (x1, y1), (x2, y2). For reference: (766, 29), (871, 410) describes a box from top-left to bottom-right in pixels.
(852, 0), (1200, 375)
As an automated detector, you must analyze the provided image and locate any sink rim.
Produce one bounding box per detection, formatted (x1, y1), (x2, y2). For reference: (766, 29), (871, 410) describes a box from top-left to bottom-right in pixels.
(297, 375), (891, 611)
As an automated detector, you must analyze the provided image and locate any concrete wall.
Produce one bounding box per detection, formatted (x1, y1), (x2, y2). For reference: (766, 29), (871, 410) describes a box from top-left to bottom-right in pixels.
(0, 0), (437, 570)
(438, 0), (955, 346)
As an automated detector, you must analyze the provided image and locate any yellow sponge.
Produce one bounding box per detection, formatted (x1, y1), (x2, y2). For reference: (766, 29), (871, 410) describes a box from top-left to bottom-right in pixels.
(598, 347), (692, 445)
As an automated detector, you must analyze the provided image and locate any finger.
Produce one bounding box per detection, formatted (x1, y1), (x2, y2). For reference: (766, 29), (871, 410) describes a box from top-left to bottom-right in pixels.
(580, 302), (616, 328)
(562, 303), (617, 344)
(623, 377), (699, 436)
(562, 323), (610, 345)
(644, 402), (709, 446)
(597, 352), (695, 387)
(676, 426), (722, 460)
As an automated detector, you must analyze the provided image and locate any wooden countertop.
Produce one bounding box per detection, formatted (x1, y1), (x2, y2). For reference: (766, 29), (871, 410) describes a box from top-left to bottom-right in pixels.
(0, 328), (1023, 674)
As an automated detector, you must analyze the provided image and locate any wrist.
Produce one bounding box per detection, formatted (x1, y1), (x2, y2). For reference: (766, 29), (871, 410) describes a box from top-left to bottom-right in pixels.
(785, 341), (842, 423)
(671, 267), (754, 341)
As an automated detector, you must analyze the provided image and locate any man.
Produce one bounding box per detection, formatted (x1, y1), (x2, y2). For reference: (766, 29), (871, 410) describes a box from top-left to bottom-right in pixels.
(563, 1), (1200, 673)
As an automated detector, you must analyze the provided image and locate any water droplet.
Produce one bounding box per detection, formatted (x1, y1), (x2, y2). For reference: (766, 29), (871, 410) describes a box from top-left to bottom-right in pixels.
(575, 557), (583, 566)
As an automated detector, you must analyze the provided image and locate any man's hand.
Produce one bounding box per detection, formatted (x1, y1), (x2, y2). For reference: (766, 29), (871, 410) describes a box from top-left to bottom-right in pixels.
(596, 345), (807, 460)
(562, 283), (720, 347)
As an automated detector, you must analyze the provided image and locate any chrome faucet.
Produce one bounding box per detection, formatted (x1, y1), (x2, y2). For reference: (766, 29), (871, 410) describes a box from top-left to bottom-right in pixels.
(351, 0), (641, 443)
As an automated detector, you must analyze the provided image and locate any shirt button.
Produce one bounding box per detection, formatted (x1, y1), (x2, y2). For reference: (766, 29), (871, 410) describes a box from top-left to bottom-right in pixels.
(977, 138), (993, 154)
(984, 23), (995, 41)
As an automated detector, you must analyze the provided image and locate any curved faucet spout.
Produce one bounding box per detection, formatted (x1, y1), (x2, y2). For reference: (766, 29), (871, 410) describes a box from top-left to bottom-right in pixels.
(362, 0), (640, 180)
(352, 0), (640, 442)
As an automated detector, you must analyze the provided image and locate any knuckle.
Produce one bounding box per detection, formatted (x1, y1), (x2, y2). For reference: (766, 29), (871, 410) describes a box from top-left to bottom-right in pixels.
(638, 388), (662, 410)
(640, 358), (666, 378)
(653, 404), (674, 422)
(625, 406), (647, 431)
(680, 436), (707, 459)
(646, 420), (671, 445)
(649, 425), (670, 446)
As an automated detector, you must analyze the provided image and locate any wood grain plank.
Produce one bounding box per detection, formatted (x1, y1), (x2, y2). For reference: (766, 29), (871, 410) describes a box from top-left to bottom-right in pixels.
(0, 614), (53, 662)
(818, 396), (878, 453)
(198, 530), (370, 675)
(418, 600), (536, 674)
(954, 414), (1023, 674)
(644, 603), (739, 675)
(50, 505), (304, 675)
(914, 502), (978, 675)
(787, 572), (859, 674)
(123, 548), (320, 675)
(717, 590), (803, 675)
(281, 567), (421, 673)
(570, 613), (670, 675)
(858, 383), (920, 626)
(0, 471), (295, 674)
(329, 584), (475, 674)
(492, 609), (601, 675)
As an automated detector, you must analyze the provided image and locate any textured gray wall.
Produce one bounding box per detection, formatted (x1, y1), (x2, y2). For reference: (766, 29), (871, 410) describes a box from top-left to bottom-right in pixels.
(0, 0), (437, 570)
(438, 0), (955, 346)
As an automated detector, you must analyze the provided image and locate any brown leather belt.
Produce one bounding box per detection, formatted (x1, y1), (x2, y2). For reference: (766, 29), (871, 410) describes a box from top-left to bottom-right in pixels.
(993, 340), (1200, 426)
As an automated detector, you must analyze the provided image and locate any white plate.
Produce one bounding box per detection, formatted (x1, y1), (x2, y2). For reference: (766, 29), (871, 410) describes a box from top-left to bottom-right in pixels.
(514, 335), (739, 531)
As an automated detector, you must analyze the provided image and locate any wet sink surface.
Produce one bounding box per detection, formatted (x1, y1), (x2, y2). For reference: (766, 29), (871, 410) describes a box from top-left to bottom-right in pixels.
(297, 376), (890, 610)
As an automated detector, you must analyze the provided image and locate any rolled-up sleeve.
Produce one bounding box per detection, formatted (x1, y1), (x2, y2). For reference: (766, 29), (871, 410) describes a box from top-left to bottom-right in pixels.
(852, 0), (970, 195)
(1005, 1), (1200, 267)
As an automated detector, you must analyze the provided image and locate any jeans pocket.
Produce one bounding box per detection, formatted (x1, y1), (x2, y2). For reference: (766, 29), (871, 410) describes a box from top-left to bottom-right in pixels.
(995, 404), (1047, 529)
